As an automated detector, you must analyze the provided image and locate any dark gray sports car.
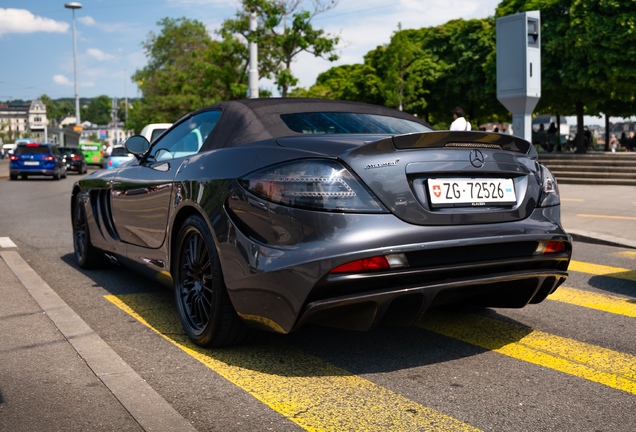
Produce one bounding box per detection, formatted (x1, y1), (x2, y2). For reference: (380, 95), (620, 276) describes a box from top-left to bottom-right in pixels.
(71, 98), (571, 347)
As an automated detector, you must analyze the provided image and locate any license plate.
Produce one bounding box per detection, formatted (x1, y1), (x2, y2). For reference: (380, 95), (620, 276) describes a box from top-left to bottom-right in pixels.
(428, 178), (516, 207)
(24, 161), (39, 166)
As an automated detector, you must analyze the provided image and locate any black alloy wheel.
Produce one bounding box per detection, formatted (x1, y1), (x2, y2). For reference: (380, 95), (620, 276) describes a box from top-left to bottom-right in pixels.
(174, 214), (256, 347)
(72, 194), (102, 269)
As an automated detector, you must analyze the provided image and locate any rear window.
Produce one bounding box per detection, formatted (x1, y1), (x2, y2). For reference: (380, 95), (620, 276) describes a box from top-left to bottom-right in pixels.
(58, 148), (76, 155)
(111, 147), (130, 157)
(150, 128), (168, 142)
(280, 112), (431, 135)
(15, 145), (51, 155)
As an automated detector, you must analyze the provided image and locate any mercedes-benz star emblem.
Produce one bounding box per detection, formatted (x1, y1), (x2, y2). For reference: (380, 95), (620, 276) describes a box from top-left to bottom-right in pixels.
(469, 149), (485, 168)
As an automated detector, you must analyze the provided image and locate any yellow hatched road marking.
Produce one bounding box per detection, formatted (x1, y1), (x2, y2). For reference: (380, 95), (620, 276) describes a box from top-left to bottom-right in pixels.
(569, 261), (636, 282)
(105, 293), (481, 432)
(611, 251), (636, 260)
(561, 198), (584, 202)
(577, 214), (636, 220)
(419, 313), (636, 394)
(549, 286), (636, 317)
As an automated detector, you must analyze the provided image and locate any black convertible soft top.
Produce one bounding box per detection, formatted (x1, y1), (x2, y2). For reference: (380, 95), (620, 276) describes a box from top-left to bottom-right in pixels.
(192, 98), (432, 151)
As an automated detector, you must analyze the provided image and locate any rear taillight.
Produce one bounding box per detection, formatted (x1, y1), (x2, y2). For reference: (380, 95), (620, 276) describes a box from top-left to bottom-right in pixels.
(72, 155), (81, 160)
(10, 155), (17, 160)
(108, 159), (113, 166)
(330, 253), (409, 274)
(239, 159), (386, 213)
(44, 156), (55, 161)
(535, 241), (566, 255)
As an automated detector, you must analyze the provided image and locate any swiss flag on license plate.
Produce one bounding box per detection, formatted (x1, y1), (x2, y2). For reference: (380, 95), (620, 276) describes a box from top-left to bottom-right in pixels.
(432, 185), (441, 198)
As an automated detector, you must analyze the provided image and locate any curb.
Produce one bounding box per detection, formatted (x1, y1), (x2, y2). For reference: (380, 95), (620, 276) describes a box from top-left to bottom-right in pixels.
(568, 229), (636, 250)
(0, 250), (197, 432)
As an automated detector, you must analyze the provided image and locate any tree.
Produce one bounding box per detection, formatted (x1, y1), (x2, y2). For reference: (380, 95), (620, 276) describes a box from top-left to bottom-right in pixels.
(496, 0), (636, 152)
(82, 95), (112, 125)
(131, 17), (254, 128)
(222, 0), (340, 97)
(291, 63), (385, 105)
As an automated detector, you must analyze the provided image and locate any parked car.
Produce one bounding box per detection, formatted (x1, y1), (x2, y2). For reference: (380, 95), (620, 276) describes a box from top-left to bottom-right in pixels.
(58, 146), (88, 174)
(79, 142), (105, 168)
(10, 143), (67, 180)
(2, 143), (17, 156)
(140, 123), (172, 143)
(105, 146), (133, 169)
(71, 98), (571, 348)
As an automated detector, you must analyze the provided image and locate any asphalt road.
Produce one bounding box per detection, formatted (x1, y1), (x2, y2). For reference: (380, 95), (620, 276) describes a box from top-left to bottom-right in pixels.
(0, 168), (635, 431)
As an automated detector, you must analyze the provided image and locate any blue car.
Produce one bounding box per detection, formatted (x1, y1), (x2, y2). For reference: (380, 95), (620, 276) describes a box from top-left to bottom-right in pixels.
(10, 143), (67, 180)
(105, 146), (133, 169)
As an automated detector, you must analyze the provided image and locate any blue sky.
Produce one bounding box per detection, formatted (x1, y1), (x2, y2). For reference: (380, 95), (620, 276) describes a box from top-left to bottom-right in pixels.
(0, 0), (501, 100)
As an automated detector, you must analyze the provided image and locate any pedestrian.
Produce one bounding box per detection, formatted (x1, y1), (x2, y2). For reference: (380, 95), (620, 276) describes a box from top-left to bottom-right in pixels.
(449, 107), (472, 131)
(547, 122), (558, 152)
(628, 132), (635, 152)
(619, 132), (628, 152)
(0, 147), (4, 160)
(609, 134), (618, 153)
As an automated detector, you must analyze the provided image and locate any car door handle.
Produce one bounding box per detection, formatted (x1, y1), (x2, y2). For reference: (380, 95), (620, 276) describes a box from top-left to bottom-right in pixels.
(177, 158), (190, 173)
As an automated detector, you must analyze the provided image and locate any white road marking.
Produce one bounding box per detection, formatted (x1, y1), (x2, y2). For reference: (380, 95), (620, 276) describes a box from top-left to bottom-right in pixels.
(0, 250), (196, 432)
(0, 237), (17, 248)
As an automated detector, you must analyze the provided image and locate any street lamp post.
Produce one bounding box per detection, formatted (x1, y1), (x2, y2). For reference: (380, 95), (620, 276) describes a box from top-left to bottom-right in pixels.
(65, 2), (82, 126)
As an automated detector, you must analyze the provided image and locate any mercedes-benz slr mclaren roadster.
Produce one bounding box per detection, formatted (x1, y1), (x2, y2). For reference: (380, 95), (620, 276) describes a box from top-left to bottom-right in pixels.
(71, 98), (571, 347)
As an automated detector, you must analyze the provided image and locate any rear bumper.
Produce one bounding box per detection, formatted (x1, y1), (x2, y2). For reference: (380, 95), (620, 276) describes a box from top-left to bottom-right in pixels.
(293, 269), (567, 332)
(10, 168), (57, 176)
(219, 199), (571, 334)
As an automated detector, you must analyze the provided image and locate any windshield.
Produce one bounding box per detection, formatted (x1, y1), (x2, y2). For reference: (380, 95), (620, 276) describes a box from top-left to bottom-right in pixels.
(15, 145), (51, 155)
(280, 112), (431, 135)
(150, 129), (168, 142)
(111, 147), (131, 157)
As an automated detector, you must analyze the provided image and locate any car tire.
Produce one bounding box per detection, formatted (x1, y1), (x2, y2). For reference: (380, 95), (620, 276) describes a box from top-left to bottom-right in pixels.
(174, 214), (257, 347)
(72, 194), (103, 269)
(10, 174), (17, 180)
(53, 170), (60, 180)
(62, 169), (67, 179)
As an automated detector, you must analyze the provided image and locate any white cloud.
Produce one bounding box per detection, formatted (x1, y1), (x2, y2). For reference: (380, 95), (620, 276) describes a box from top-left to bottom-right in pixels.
(78, 16), (96, 26)
(80, 82), (95, 88)
(0, 8), (69, 36)
(53, 75), (72, 86)
(87, 48), (116, 61)
(77, 15), (124, 33)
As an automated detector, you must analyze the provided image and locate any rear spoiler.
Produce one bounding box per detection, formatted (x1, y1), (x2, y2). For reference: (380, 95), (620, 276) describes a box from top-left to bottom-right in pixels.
(393, 131), (532, 154)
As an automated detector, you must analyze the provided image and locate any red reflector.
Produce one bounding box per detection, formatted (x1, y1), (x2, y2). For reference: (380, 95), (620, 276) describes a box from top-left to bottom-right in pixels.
(544, 242), (565, 254)
(26, 144), (39, 146)
(108, 159), (113, 166)
(330, 256), (390, 274)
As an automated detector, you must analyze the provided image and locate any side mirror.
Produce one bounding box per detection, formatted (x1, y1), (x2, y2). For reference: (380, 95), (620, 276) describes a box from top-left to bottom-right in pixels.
(125, 135), (150, 159)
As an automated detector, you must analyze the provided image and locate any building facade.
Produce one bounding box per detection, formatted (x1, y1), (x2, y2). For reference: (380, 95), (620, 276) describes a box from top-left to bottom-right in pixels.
(0, 100), (49, 142)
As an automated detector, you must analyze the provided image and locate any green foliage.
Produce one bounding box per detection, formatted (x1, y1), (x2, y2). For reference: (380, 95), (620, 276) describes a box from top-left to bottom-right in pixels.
(221, 0), (340, 97)
(82, 95), (112, 125)
(130, 17), (253, 128)
(496, 0), (636, 152)
(299, 18), (504, 127)
(39, 94), (75, 122)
